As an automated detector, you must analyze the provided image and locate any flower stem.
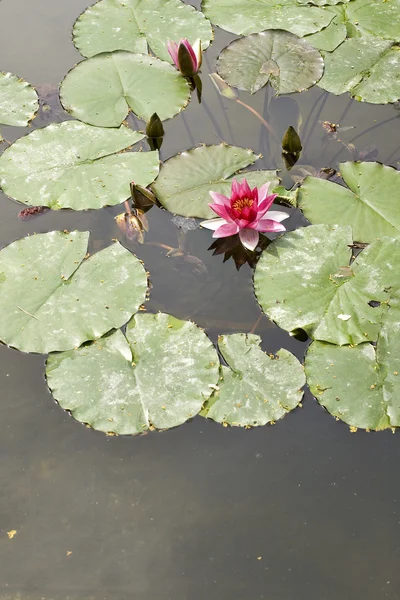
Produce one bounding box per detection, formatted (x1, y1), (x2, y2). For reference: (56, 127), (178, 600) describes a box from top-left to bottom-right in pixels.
(249, 313), (263, 334)
(235, 99), (278, 142)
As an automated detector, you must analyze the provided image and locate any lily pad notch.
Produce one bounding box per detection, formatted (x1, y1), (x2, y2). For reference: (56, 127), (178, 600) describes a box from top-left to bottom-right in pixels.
(202, 333), (305, 427)
(151, 144), (279, 218)
(73, 0), (213, 62)
(0, 231), (148, 353)
(0, 121), (159, 210)
(46, 312), (220, 435)
(60, 51), (191, 127)
(217, 30), (324, 95)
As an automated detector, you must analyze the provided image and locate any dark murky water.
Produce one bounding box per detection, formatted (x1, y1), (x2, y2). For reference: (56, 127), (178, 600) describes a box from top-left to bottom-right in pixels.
(1, 1), (400, 598)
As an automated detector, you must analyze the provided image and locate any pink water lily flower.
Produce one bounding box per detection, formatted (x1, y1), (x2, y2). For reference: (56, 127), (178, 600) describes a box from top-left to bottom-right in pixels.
(200, 178), (289, 251)
(167, 38), (202, 76)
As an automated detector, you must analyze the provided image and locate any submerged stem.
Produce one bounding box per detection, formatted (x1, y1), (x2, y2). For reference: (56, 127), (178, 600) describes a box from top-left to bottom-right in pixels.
(236, 99), (278, 142)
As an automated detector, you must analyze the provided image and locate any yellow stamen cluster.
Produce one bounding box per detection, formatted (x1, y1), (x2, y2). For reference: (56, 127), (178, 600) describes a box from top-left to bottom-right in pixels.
(232, 197), (254, 211)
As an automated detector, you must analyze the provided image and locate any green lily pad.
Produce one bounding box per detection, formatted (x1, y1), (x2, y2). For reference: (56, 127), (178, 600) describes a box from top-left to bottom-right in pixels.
(217, 30), (323, 95)
(305, 298), (400, 431)
(304, 6), (347, 52)
(202, 0), (333, 37)
(318, 38), (400, 104)
(46, 313), (220, 435)
(202, 334), (305, 427)
(0, 231), (147, 354)
(0, 72), (39, 126)
(151, 144), (278, 218)
(298, 162), (400, 243)
(273, 185), (298, 207)
(297, 0), (349, 5)
(0, 121), (159, 210)
(345, 0), (400, 41)
(73, 0), (212, 61)
(254, 224), (400, 346)
(60, 51), (190, 127)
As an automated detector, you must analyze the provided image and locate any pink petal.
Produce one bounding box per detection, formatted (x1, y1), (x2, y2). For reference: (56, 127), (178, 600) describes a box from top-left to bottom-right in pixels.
(266, 210), (290, 223)
(239, 229), (259, 251)
(257, 182), (271, 203)
(231, 178), (241, 197)
(183, 39), (198, 71)
(209, 202), (234, 222)
(238, 178), (252, 198)
(167, 40), (179, 68)
(257, 194), (278, 215)
(209, 191), (230, 206)
(200, 218), (227, 231)
(213, 222), (240, 238)
(255, 219), (287, 232)
(192, 39), (202, 70)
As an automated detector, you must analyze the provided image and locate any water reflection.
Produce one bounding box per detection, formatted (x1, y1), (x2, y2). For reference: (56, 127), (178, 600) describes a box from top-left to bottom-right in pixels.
(0, 0), (400, 597)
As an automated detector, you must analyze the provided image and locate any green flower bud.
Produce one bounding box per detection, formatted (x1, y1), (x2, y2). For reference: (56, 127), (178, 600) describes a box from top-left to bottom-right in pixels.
(282, 126), (302, 155)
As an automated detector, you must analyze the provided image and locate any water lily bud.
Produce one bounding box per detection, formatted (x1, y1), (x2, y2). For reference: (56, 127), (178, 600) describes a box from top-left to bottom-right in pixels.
(282, 126), (302, 155)
(209, 73), (239, 100)
(130, 182), (158, 210)
(167, 38), (201, 77)
(178, 42), (197, 77)
(115, 211), (146, 243)
(146, 113), (164, 139)
(192, 39), (203, 71)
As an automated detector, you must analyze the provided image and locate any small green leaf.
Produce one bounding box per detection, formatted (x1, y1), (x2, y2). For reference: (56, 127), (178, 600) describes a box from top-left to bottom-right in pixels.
(273, 185), (298, 207)
(202, 334), (305, 427)
(0, 72), (38, 126)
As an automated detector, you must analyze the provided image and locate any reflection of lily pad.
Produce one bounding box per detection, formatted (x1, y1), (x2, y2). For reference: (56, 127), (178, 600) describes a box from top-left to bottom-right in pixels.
(0, 72), (38, 126)
(46, 313), (220, 435)
(254, 224), (400, 346)
(202, 333), (305, 427)
(152, 144), (278, 218)
(298, 162), (400, 242)
(0, 121), (159, 210)
(305, 298), (400, 431)
(73, 0), (212, 61)
(217, 30), (323, 95)
(318, 37), (400, 104)
(0, 231), (147, 353)
(60, 51), (190, 126)
(202, 0), (332, 37)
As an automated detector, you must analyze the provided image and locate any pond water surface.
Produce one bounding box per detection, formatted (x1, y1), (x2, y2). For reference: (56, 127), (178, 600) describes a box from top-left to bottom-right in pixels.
(1, 1), (400, 598)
